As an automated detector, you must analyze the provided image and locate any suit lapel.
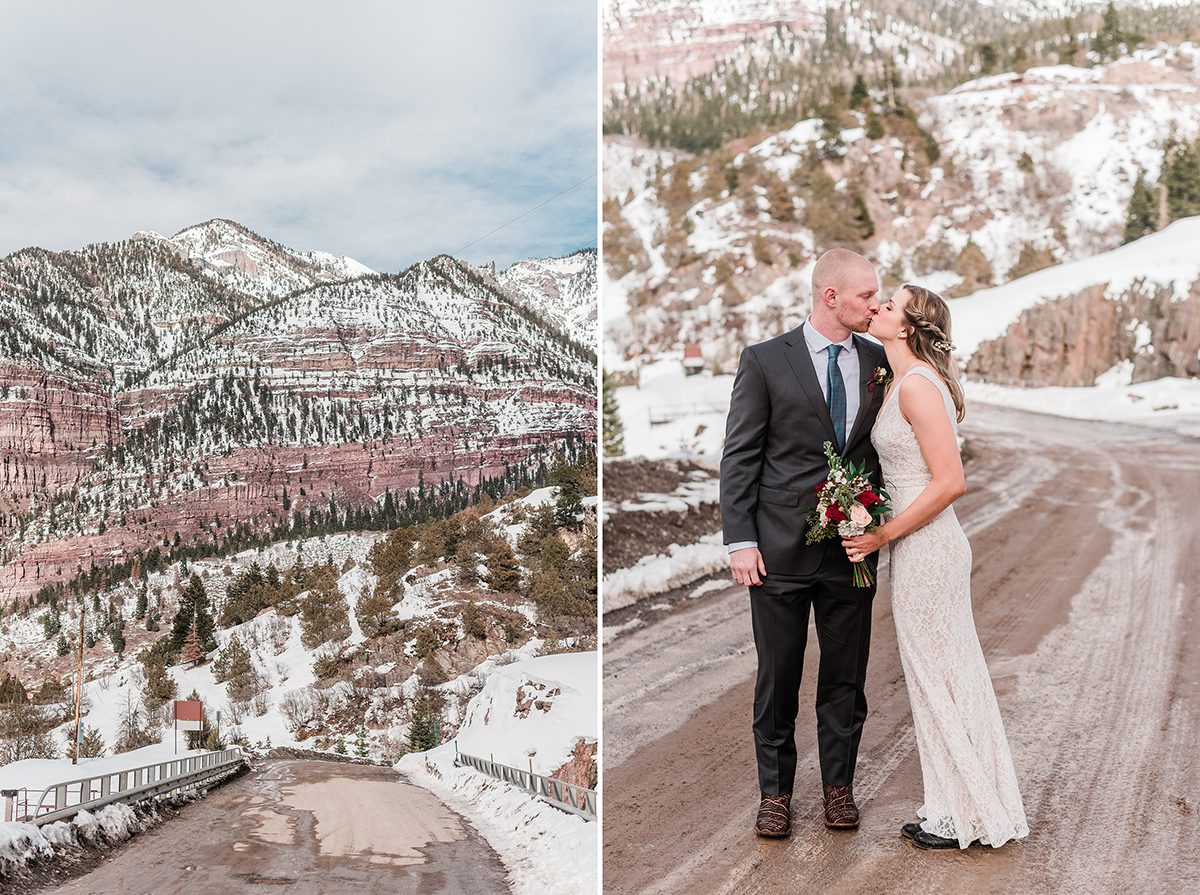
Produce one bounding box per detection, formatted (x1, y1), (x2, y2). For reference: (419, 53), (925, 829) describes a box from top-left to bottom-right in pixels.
(843, 336), (882, 452)
(783, 323), (838, 444)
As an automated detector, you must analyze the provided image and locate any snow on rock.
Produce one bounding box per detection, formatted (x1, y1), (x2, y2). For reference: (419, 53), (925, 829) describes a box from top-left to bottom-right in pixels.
(952, 216), (1200, 357)
(398, 651), (596, 895)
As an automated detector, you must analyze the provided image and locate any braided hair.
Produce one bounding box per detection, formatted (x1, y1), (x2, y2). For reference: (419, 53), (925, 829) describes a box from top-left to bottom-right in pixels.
(900, 283), (966, 422)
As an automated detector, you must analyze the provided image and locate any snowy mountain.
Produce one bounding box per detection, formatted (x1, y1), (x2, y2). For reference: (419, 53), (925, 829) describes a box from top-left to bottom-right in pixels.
(603, 43), (1200, 372)
(0, 223), (597, 600)
(497, 249), (598, 351)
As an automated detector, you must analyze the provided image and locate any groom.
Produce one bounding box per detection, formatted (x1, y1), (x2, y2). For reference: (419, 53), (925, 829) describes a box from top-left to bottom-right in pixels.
(720, 248), (887, 838)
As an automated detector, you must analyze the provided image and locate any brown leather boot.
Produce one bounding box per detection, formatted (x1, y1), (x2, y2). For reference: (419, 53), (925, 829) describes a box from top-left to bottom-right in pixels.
(755, 793), (792, 838)
(822, 784), (860, 829)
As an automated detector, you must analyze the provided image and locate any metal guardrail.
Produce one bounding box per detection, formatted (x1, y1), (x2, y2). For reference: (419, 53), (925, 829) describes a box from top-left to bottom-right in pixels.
(647, 401), (728, 425)
(455, 751), (597, 821)
(13, 748), (247, 826)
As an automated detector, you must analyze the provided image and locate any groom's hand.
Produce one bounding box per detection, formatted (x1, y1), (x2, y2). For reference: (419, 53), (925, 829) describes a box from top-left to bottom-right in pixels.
(730, 547), (767, 587)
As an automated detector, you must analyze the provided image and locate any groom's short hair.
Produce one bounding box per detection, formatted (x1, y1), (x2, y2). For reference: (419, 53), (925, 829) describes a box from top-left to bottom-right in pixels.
(812, 248), (874, 300)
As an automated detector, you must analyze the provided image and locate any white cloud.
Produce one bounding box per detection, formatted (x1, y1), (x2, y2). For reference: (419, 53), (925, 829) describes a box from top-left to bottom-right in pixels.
(0, 0), (597, 269)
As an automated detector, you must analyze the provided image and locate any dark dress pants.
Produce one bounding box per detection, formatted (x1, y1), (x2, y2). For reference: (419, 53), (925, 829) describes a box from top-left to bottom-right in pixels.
(749, 550), (875, 795)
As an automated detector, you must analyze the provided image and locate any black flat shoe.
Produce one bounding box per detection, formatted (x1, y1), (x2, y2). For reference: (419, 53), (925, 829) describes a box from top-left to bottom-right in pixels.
(912, 830), (960, 850)
(901, 822), (922, 840)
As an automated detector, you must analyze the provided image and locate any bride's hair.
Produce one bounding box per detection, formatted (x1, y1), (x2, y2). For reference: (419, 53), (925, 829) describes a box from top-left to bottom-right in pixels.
(900, 283), (966, 422)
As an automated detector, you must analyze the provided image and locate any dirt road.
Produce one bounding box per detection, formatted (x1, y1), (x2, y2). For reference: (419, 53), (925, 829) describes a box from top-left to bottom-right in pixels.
(603, 405), (1200, 894)
(44, 759), (510, 895)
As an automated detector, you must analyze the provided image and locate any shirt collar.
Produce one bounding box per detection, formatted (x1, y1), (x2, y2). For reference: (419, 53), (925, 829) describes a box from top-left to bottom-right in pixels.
(804, 316), (855, 355)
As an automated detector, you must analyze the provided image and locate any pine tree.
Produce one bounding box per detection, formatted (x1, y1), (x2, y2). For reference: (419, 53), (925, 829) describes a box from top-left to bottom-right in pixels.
(77, 725), (105, 758)
(109, 618), (125, 658)
(602, 372), (625, 458)
(354, 722), (370, 759)
(849, 74), (868, 110)
(484, 538), (523, 593)
(1123, 169), (1158, 243)
(42, 611), (61, 639)
(1096, 2), (1123, 61)
(865, 110), (884, 140)
(334, 735), (347, 755)
(181, 621), (206, 665)
(1164, 140), (1200, 221)
(56, 633), (69, 656)
(407, 693), (438, 752)
(142, 651), (176, 708)
(135, 587), (148, 620)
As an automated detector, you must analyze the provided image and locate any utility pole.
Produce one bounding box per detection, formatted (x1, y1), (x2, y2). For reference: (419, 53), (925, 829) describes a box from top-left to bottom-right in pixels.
(72, 599), (85, 764)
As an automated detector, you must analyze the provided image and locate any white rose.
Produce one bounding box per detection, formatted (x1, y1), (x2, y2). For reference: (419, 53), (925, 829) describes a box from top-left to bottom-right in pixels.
(838, 520), (863, 538)
(850, 504), (872, 527)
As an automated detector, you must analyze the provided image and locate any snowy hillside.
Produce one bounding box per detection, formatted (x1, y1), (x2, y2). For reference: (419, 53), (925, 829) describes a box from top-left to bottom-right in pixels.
(399, 651), (597, 895)
(604, 43), (1200, 372)
(0, 465), (597, 791)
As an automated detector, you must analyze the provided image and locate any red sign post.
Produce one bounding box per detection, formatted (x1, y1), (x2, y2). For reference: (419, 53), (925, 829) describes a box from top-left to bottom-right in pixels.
(173, 700), (203, 754)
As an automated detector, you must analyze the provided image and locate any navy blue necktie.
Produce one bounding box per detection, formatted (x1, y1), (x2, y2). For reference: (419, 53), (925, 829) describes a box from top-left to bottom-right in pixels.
(827, 344), (846, 450)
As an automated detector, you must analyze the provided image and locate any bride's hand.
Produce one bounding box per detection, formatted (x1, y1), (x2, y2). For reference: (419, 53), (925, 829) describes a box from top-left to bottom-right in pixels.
(842, 530), (887, 563)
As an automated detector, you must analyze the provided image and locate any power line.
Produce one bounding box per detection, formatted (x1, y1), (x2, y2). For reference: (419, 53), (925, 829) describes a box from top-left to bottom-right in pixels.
(452, 172), (596, 258)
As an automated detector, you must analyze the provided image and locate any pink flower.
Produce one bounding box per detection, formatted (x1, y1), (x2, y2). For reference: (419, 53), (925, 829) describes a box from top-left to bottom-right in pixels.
(850, 504), (872, 527)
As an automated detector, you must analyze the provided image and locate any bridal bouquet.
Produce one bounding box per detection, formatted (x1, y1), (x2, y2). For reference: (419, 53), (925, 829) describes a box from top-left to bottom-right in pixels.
(805, 442), (891, 587)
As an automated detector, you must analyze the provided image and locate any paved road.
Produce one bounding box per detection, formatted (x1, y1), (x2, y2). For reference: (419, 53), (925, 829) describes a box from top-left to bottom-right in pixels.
(45, 760), (511, 895)
(603, 404), (1200, 895)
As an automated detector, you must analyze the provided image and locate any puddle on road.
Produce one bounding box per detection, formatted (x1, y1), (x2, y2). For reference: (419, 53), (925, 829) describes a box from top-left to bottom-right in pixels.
(244, 804), (297, 846)
(269, 775), (464, 866)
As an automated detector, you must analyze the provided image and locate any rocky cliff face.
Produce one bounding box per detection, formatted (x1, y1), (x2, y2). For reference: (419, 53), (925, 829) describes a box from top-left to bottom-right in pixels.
(966, 277), (1200, 387)
(0, 225), (597, 601)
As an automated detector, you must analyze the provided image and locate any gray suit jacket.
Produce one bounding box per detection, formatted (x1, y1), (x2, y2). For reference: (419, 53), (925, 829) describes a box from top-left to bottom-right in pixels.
(719, 323), (889, 578)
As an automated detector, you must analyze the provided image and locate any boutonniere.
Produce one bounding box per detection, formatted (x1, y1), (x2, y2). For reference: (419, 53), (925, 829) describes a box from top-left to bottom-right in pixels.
(866, 365), (890, 392)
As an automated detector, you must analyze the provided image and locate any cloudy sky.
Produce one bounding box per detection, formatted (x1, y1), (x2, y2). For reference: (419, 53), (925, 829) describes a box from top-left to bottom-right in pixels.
(0, 1), (597, 271)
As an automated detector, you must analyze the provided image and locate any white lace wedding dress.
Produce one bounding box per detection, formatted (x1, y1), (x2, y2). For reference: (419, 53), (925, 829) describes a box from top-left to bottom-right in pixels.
(872, 365), (1029, 848)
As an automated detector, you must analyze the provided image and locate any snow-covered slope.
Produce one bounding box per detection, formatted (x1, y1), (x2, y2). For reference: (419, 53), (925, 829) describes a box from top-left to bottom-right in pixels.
(952, 215), (1200, 357)
(398, 651), (597, 895)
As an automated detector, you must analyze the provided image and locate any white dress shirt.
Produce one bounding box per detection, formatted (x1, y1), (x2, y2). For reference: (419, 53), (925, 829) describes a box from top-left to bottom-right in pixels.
(728, 317), (861, 554)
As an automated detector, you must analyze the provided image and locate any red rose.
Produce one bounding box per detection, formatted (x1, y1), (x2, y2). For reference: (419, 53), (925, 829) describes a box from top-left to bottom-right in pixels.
(815, 481), (828, 497)
(856, 490), (880, 507)
(825, 504), (846, 523)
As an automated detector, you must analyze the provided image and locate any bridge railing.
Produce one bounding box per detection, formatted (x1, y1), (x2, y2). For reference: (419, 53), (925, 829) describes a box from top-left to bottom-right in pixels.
(8, 748), (247, 827)
(455, 750), (597, 821)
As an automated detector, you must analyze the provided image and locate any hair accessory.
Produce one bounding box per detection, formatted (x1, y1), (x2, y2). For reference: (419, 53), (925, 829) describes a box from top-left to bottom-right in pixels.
(933, 339), (955, 352)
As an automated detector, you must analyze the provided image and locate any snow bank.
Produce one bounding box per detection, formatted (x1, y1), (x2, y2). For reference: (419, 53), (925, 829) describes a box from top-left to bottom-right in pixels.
(398, 651), (597, 895)
(966, 377), (1200, 438)
(0, 801), (157, 875)
(603, 533), (728, 613)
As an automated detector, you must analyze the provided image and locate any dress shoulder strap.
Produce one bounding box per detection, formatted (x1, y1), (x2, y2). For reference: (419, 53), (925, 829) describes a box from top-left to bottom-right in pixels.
(900, 365), (957, 425)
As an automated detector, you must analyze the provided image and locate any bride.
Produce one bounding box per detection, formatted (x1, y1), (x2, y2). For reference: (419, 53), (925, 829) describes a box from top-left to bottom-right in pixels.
(841, 284), (1030, 850)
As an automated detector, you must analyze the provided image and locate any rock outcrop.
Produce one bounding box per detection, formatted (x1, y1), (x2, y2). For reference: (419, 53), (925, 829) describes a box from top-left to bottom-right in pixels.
(967, 278), (1200, 387)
